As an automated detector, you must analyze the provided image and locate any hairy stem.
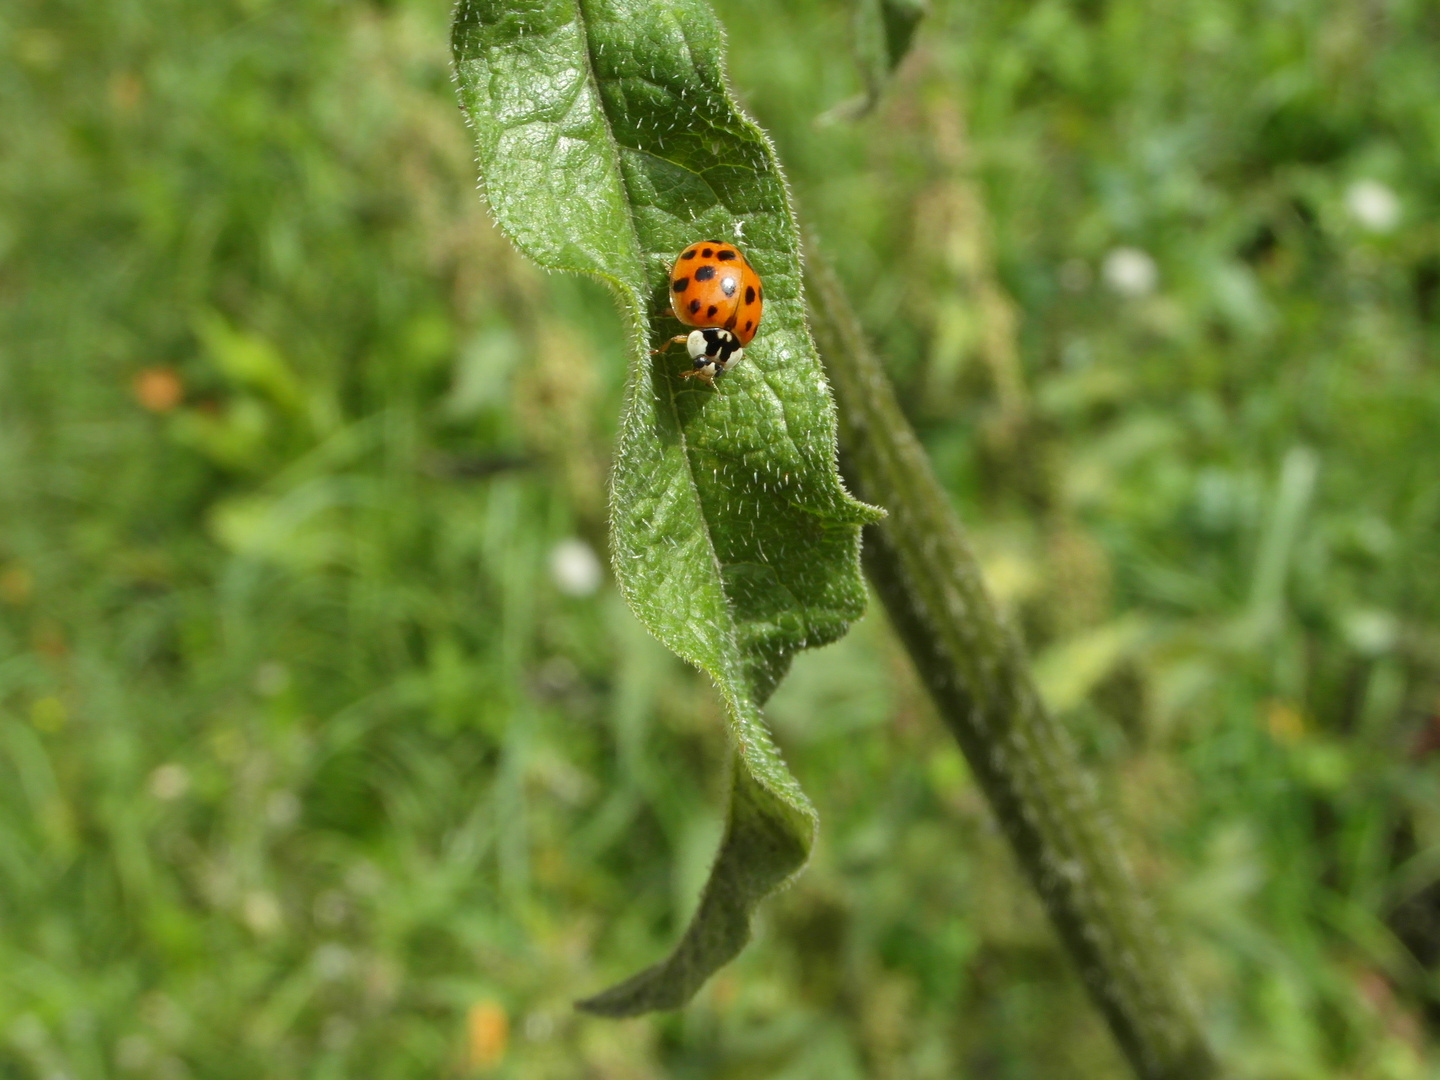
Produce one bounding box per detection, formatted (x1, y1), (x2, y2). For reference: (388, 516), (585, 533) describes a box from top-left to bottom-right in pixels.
(806, 252), (1221, 1080)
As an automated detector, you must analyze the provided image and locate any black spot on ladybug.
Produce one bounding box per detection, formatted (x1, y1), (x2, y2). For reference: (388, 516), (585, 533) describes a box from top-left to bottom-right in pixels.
(672, 277), (689, 292)
(707, 305), (718, 318)
(681, 248), (698, 260)
(694, 264), (716, 282)
(744, 320), (752, 332)
(689, 299), (702, 314)
(702, 247), (713, 257)
(716, 249), (737, 261)
(745, 286), (755, 304)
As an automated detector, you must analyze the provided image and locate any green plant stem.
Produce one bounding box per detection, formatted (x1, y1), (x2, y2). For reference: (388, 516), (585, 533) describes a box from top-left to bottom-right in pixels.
(806, 252), (1221, 1080)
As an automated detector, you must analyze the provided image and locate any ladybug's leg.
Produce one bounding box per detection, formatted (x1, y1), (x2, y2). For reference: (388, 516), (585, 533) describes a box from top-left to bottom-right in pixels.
(678, 361), (719, 388)
(649, 334), (689, 356)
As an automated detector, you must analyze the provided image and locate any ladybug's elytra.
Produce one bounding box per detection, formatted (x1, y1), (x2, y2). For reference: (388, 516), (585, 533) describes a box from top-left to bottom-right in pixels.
(654, 241), (764, 384)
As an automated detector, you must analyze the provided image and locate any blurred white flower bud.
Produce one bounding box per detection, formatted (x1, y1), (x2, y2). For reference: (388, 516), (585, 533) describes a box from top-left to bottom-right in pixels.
(1102, 247), (1158, 298)
(549, 538), (603, 597)
(1345, 179), (1399, 233)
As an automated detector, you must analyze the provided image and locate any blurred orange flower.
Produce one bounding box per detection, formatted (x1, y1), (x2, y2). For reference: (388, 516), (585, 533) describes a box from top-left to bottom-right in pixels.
(465, 1000), (508, 1071)
(133, 367), (183, 413)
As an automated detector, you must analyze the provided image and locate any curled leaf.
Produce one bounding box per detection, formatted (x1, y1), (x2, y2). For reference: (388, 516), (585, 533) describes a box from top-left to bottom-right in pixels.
(452, 0), (880, 1013)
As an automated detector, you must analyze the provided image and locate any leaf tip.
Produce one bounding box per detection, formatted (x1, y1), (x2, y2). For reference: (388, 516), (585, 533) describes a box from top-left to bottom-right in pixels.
(573, 953), (713, 1019)
(855, 498), (886, 525)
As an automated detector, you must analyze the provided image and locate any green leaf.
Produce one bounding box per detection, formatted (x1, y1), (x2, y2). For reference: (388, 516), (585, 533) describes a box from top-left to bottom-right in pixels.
(820, 0), (928, 125)
(451, 0), (881, 1014)
(877, 0), (927, 70)
(854, 0), (927, 92)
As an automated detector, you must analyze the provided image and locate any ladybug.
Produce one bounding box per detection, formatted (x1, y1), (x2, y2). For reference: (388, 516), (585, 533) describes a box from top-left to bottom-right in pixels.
(655, 241), (764, 383)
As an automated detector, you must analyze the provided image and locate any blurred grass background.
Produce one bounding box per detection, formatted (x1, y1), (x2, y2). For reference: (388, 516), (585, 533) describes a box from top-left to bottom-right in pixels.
(3, 0), (1440, 1076)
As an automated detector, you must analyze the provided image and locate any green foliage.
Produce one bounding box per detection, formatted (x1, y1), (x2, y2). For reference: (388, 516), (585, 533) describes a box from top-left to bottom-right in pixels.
(451, 0), (880, 1013)
(4, 0), (1440, 1076)
(854, 0), (927, 109)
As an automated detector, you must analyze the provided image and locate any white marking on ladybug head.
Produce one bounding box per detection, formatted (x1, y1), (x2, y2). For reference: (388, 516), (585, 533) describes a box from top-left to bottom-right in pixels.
(686, 329), (708, 359)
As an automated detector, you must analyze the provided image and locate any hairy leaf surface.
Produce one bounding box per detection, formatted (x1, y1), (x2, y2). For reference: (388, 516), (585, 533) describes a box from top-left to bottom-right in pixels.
(452, 0), (880, 1014)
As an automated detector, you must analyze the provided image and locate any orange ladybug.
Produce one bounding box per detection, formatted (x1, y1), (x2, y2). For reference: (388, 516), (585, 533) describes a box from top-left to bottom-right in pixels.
(656, 241), (764, 383)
